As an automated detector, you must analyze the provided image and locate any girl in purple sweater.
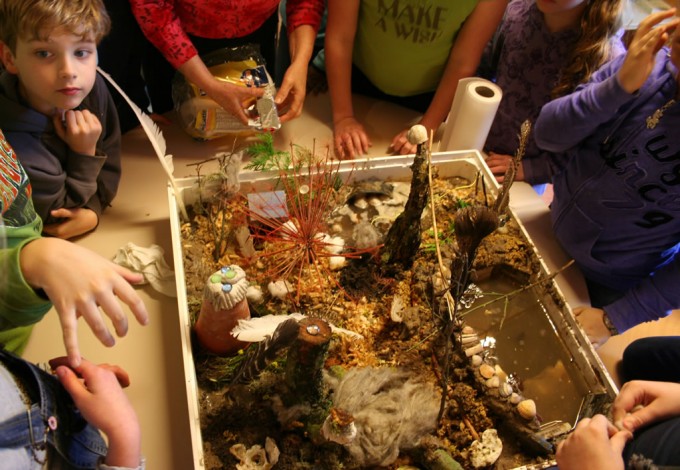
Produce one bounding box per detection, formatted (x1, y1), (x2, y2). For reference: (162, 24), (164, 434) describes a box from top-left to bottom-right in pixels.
(482, 0), (625, 193)
(534, 8), (680, 346)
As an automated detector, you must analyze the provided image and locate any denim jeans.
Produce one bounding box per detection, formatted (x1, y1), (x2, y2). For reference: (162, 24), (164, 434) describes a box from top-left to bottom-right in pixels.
(0, 349), (107, 469)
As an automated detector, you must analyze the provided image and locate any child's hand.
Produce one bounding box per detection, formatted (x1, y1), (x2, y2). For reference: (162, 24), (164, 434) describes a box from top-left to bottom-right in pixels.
(556, 414), (630, 470)
(573, 306), (612, 348)
(617, 9), (680, 94)
(19, 237), (149, 367)
(390, 128), (418, 156)
(333, 116), (371, 159)
(485, 151), (525, 183)
(612, 380), (680, 433)
(276, 60), (307, 123)
(53, 109), (102, 156)
(54, 358), (142, 468)
(43, 207), (98, 239)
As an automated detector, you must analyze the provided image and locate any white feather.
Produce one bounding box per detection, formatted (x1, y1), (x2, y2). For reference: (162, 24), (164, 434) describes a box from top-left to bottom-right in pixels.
(232, 313), (364, 342)
(97, 67), (188, 219)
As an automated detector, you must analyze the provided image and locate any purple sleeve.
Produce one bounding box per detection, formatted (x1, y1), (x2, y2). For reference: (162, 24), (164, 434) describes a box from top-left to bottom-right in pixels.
(604, 254), (680, 332)
(533, 55), (634, 153)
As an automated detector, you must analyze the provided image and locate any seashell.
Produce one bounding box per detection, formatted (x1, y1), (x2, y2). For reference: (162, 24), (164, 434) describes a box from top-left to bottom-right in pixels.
(479, 363), (495, 379)
(517, 399), (537, 420)
(494, 365), (508, 382)
(407, 124), (428, 145)
(485, 376), (500, 388)
(470, 355), (483, 367)
(462, 326), (476, 335)
(465, 343), (484, 357)
(509, 392), (522, 405)
(346, 181), (394, 206)
(461, 333), (479, 346)
(498, 382), (513, 398)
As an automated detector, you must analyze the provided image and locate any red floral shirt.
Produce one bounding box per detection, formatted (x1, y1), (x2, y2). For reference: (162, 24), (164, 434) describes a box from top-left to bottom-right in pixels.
(130, 0), (324, 69)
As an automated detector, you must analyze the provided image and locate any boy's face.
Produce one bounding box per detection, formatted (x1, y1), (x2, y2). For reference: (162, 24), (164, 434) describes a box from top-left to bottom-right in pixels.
(1, 26), (98, 116)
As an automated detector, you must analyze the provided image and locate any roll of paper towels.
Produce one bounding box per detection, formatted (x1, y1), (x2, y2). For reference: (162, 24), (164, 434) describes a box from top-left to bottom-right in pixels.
(439, 78), (502, 152)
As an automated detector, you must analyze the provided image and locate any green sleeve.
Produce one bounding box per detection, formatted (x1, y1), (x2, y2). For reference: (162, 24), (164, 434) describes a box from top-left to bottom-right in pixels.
(0, 220), (53, 352)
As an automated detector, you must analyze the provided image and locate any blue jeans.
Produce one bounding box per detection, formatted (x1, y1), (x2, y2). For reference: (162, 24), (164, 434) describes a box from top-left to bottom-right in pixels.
(0, 349), (107, 468)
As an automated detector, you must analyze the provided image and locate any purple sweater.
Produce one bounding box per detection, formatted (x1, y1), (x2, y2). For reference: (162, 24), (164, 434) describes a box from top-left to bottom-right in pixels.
(534, 50), (680, 332)
(483, 0), (624, 185)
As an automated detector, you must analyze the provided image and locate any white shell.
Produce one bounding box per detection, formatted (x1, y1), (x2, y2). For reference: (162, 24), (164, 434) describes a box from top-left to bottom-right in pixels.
(517, 399), (537, 420)
(407, 124), (429, 145)
(509, 392), (522, 405)
(471, 355), (483, 367)
(498, 382), (513, 398)
(465, 343), (484, 357)
(485, 376), (500, 388)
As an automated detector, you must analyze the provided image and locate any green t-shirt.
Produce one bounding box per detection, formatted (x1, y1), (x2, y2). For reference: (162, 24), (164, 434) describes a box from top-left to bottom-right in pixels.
(0, 130), (50, 354)
(353, 0), (479, 96)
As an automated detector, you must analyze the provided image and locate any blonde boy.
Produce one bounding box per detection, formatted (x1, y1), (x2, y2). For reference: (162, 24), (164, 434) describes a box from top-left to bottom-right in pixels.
(0, 0), (121, 239)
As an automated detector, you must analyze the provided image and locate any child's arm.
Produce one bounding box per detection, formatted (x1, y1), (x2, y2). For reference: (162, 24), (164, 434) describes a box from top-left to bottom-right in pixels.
(535, 10), (680, 153)
(325, 0), (371, 159)
(43, 207), (98, 239)
(53, 358), (143, 469)
(19, 237), (149, 367)
(390, 0), (508, 155)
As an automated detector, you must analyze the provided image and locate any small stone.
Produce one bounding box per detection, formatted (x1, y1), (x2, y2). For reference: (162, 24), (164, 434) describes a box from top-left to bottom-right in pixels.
(470, 355), (483, 367)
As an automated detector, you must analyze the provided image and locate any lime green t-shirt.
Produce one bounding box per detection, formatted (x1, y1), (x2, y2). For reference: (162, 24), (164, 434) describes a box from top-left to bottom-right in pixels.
(353, 0), (479, 97)
(1, 130), (50, 355)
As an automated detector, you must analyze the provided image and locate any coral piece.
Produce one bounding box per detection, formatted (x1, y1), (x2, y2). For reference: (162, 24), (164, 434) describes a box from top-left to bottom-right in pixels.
(194, 265), (251, 355)
(229, 437), (280, 470)
(469, 428), (502, 468)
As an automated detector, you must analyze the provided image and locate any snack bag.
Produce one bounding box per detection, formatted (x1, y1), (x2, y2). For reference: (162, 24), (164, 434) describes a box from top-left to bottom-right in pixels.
(172, 45), (281, 141)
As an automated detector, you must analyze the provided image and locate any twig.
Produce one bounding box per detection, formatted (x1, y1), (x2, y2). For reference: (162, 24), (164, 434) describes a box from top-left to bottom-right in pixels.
(460, 260), (576, 318)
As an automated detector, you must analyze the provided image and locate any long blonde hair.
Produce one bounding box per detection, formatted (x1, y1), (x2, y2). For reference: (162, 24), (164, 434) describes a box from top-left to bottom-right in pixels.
(552, 0), (624, 98)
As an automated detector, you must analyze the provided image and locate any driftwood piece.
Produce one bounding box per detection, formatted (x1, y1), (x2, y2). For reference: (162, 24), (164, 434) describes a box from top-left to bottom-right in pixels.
(380, 129), (431, 275)
(285, 317), (332, 403)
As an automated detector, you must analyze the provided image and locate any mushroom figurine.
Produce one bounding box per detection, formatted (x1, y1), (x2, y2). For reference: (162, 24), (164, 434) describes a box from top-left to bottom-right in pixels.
(194, 265), (251, 355)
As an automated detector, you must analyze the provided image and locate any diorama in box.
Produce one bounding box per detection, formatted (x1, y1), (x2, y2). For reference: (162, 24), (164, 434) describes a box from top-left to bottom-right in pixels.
(168, 127), (617, 470)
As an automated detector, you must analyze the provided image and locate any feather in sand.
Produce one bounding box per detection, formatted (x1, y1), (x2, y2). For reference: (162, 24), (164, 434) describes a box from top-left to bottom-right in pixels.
(231, 317), (300, 384)
(96, 67), (188, 219)
(232, 313), (364, 343)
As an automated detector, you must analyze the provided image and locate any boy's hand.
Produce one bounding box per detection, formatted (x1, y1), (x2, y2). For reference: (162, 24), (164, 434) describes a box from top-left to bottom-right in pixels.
(19, 237), (149, 367)
(53, 109), (102, 156)
(43, 207), (98, 239)
(54, 358), (142, 468)
(617, 9), (680, 94)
